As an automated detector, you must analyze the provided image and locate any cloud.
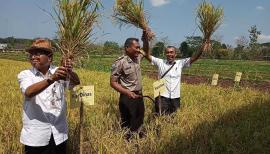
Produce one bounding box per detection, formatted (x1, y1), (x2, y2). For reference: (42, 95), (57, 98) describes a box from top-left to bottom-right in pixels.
(150, 0), (170, 7)
(258, 34), (270, 43)
(256, 6), (264, 10)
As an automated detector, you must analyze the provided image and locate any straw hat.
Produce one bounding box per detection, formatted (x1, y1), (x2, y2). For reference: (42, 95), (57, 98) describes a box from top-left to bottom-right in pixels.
(26, 39), (53, 54)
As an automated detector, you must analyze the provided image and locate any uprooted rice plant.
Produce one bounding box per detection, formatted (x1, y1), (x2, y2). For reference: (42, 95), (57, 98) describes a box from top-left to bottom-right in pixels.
(113, 0), (154, 40)
(54, 0), (101, 63)
(196, 0), (224, 51)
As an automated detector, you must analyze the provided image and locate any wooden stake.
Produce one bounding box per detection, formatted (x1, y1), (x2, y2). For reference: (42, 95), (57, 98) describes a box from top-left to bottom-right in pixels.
(158, 92), (161, 116)
(79, 96), (84, 154)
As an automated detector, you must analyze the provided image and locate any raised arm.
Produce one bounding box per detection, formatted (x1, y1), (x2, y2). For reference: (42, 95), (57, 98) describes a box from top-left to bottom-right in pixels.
(190, 40), (208, 64)
(141, 29), (153, 62)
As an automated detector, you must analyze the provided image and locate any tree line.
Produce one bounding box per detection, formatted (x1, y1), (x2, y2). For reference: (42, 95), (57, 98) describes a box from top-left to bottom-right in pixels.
(1, 25), (270, 60)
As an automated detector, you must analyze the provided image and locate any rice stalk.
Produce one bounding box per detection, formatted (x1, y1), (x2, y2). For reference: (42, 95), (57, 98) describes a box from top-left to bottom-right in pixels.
(54, 0), (101, 63)
(196, 0), (224, 51)
(113, 0), (154, 40)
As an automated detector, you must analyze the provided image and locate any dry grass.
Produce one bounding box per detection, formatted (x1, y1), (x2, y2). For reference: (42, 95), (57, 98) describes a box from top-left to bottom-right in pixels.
(0, 59), (269, 153)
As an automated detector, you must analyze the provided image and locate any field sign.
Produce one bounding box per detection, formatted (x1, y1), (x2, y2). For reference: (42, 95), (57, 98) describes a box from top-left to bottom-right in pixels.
(70, 85), (94, 108)
(234, 72), (242, 82)
(211, 74), (219, 86)
(153, 79), (166, 98)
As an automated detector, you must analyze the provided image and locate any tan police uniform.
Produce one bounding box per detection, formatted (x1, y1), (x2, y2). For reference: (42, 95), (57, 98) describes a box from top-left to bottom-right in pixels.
(111, 54), (143, 93)
(110, 54), (145, 133)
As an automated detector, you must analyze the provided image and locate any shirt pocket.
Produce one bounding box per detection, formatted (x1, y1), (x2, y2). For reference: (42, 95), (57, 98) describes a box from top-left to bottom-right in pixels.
(123, 66), (136, 81)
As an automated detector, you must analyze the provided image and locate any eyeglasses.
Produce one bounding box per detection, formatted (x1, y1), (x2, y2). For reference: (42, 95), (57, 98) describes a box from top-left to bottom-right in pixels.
(28, 50), (52, 59)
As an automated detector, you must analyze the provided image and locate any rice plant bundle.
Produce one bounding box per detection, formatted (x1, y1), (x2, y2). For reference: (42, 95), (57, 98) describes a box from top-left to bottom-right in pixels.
(113, 0), (154, 40)
(54, 0), (101, 63)
(196, 0), (224, 51)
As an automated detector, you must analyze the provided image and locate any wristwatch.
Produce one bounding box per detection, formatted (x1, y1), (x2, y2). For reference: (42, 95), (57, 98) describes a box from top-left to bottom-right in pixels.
(47, 77), (55, 85)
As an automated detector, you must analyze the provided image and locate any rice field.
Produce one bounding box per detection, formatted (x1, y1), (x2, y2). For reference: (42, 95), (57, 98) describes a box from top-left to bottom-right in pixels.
(1, 52), (270, 82)
(0, 59), (270, 153)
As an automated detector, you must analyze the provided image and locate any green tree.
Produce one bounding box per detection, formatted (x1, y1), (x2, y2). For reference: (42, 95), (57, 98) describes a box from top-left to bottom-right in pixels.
(6, 37), (15, 49)
(185, 36), (203, 57)
(248, 25), (261, 50)
(179, 41), (191, 58)
(152, 42), (165, 58)
(211, 40), (222, 58)
(103, 41), (120, 55)
(221, 43), (227, 49)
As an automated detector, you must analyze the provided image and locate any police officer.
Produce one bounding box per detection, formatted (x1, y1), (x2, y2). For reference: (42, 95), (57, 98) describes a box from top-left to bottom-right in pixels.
(110, 35), (149, 139)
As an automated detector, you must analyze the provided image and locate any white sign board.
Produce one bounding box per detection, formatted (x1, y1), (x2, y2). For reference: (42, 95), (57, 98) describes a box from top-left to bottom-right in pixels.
(153, 79), (166, 98)
(70, 85), (94, 108)
(211, 74), (219, 86)
(234, 72), (242, 82)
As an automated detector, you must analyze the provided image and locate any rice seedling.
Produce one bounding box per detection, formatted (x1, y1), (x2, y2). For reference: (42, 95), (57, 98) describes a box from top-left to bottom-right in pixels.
(196, 0), (224, 51)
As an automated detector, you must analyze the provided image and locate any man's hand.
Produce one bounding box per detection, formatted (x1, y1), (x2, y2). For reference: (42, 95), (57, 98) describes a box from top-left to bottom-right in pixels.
(141, 28), (155, 42)
(141, 30), (147, 42)
(202, 39), (210, 52)
(62, 58), (74, 71)
(125, 90), (141, 99)
(51, 67), (68, 81)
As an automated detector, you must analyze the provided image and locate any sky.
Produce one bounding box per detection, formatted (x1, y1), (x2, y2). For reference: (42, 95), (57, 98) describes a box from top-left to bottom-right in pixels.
(0, 0), (270, 47)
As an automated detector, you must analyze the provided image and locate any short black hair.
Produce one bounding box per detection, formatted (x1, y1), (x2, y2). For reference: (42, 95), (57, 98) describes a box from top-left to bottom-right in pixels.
(166, 46), (177, 51)
(124, 38), (139, 48)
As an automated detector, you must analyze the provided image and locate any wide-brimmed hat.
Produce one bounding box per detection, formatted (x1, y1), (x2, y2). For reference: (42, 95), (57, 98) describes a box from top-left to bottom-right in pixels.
(26, 39), (53, 54)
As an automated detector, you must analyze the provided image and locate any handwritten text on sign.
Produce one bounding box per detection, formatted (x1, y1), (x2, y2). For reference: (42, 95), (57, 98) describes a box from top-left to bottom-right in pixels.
(70, 85), (94, 108)
(153, 79), (166, 98)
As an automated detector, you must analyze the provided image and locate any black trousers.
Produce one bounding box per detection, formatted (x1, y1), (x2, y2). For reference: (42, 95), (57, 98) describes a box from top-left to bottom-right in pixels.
(119, 94), (145, 132)
(154, 96), (180, 115)
(24, 134), (67, 154)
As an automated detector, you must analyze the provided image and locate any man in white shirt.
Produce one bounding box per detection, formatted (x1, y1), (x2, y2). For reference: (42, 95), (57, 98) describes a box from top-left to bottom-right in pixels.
(18, 39), (80, 153)
(142, 32), (207, 115)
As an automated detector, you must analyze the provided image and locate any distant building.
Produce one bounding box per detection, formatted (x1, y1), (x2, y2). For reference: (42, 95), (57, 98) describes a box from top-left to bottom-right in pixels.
(0, 43), (8, 51)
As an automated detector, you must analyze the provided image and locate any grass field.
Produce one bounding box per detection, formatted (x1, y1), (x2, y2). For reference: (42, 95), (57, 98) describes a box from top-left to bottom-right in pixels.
(0, 59), (269, 153)
(1, 52), (269, 82)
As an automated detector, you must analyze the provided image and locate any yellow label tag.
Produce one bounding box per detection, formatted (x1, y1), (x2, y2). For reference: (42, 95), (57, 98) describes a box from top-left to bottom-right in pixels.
(153, 79), (166, 98)
(234, 72), (242, 82)
(70, 85), (94, 108)
(211, 74), (219, 86)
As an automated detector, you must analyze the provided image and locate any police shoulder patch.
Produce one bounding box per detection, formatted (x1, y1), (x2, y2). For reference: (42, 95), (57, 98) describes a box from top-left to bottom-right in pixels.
(116, 55), (124, 61)
(113, 55), (124, 64)
(111, 56), (124, 72)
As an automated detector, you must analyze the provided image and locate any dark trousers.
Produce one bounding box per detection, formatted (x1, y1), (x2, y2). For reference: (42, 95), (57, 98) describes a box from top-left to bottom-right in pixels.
(119, 94), (145, 132)
(24, 134), (67, 154)
(155, 96), (180, 115)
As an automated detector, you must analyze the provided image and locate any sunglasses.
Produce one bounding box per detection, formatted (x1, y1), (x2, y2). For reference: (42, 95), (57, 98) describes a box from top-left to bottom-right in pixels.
(28, 50), (52, 59)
